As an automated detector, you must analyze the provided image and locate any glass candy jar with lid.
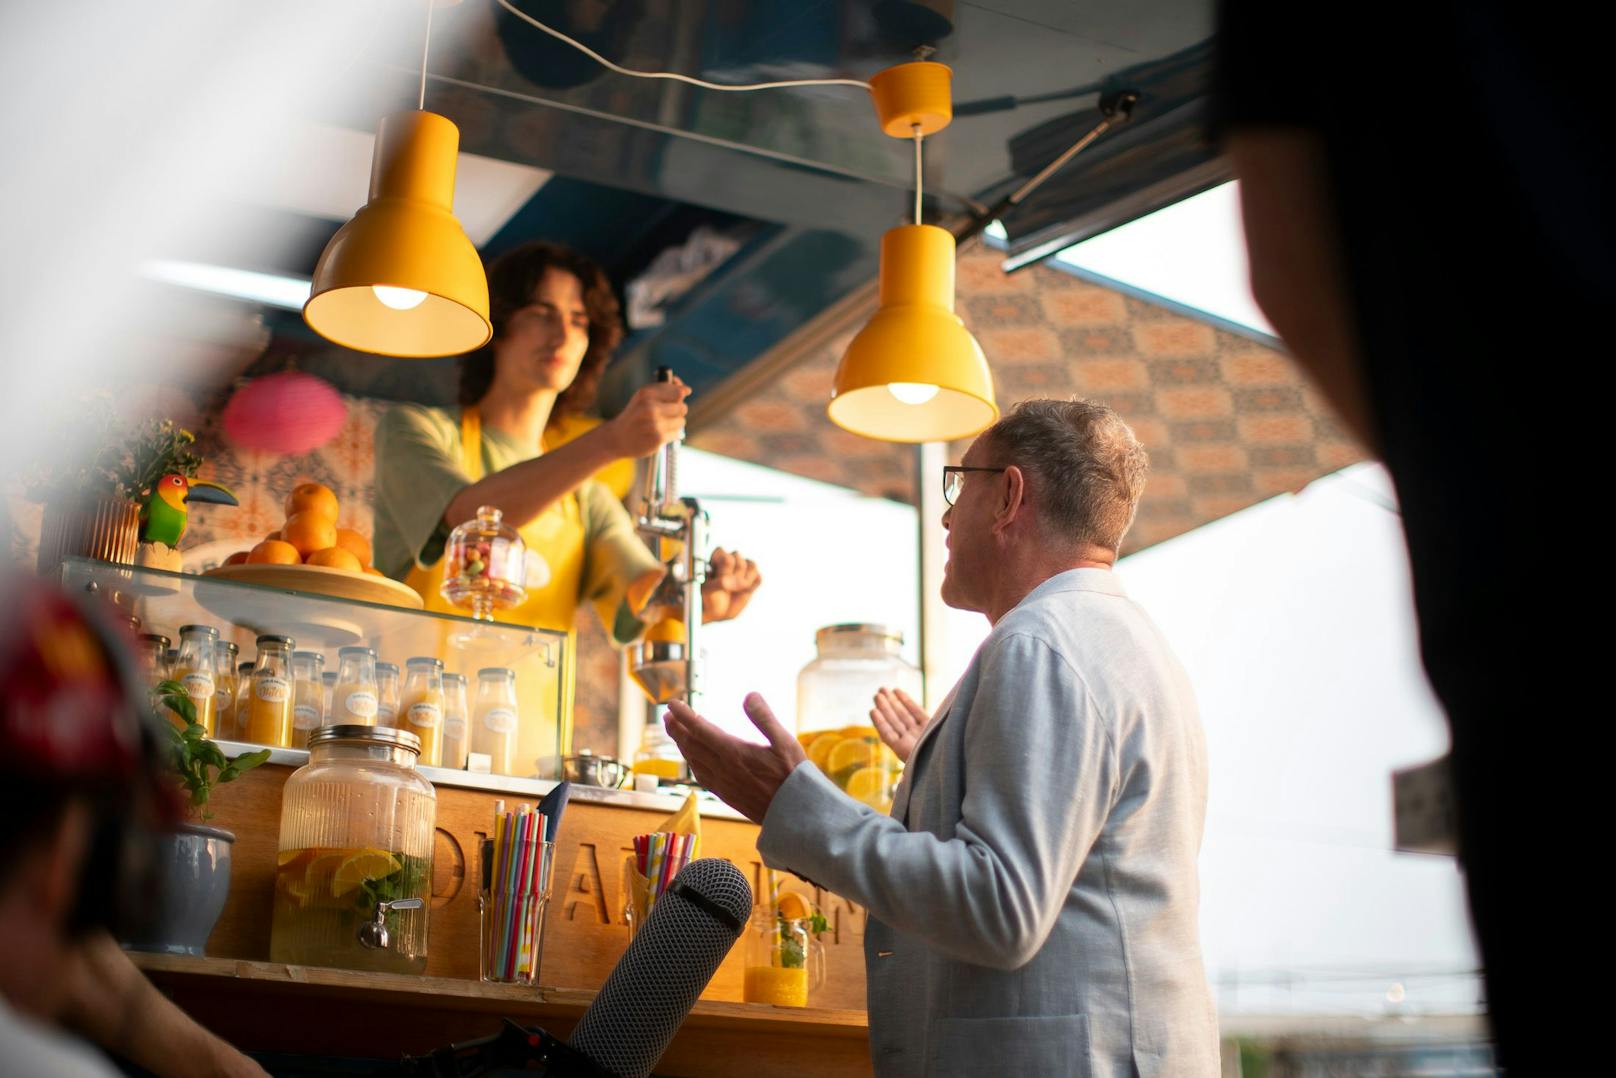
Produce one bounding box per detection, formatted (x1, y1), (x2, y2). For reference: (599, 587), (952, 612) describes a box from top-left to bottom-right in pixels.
(440, 505), (527, 621)
(270, 725), (436, 974)
(795, 624), (921, 814)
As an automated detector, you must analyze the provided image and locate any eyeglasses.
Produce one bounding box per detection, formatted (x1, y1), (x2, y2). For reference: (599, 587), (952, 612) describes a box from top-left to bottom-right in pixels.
(942, 466), (1007, 506)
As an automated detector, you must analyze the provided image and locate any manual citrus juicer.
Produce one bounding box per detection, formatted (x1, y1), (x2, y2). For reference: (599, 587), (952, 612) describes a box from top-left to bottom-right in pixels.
(628, 367), (708, 711)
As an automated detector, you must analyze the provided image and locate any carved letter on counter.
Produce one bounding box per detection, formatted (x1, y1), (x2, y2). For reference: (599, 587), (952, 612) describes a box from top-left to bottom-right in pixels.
(432, 827), (466, 908)
(564, 842), (612, 924)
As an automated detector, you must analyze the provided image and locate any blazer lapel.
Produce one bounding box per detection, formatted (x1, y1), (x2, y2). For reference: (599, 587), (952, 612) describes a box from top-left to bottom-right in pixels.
(889, 683), (960, 823)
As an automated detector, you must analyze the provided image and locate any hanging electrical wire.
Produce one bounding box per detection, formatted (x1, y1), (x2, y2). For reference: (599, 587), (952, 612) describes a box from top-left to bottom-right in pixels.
(492, 0), (871, 93)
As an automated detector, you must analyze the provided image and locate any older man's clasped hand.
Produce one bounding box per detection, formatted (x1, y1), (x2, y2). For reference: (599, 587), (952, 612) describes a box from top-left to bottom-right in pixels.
(664, 693), (805, 824)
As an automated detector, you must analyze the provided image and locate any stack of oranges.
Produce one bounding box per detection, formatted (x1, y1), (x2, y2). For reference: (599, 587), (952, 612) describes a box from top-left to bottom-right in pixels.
(226, 482), (381, 577)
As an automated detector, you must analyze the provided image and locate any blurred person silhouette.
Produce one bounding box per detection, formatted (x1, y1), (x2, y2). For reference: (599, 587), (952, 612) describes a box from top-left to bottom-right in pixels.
(1215, 2), (1606, 1067)
(0, 575), (265, 1076)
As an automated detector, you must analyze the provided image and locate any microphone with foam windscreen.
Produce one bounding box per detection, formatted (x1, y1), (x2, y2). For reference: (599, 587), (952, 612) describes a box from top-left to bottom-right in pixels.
(568, 857), (752, 1078)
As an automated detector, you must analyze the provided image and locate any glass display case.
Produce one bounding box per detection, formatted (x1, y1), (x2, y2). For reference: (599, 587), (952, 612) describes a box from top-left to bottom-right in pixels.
(62, 557), (567, 781)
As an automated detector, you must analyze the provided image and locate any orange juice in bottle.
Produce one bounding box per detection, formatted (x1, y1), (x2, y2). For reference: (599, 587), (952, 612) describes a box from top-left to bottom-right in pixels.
(470, 667), (518, 775)
(170, 624), (219, 735)
(290, 651), (326, 747)
(242, 635), (294, 747)
(400, 657), (444, 767)
(332, 647), (379, 725)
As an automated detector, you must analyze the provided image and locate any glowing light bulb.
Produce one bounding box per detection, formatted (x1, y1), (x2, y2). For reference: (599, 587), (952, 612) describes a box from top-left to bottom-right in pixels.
(888, 382), (940, 405)
(372, 285), (428, 310)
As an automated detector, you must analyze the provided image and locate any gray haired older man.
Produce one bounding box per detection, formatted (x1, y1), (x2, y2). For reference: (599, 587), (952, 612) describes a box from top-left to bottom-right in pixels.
(665, 399), (1217, 1077)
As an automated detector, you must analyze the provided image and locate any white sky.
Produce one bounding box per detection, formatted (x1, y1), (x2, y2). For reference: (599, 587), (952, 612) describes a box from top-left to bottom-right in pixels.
(675, 448), (922, 739)
(991, 182), (1277, 338)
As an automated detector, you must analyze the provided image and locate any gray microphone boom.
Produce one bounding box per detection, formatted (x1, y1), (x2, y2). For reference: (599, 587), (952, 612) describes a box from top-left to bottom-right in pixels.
(568, 858), (752, 1078)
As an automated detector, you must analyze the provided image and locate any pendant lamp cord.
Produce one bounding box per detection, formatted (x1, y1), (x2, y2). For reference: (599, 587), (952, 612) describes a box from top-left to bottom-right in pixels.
(913, 123), (924, 225)
(493, 0), (870, 91)
(418, 0), (435, 110)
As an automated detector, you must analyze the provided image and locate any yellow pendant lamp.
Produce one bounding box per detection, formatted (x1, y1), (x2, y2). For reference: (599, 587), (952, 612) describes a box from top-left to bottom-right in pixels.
(303, 2), (491, 358)
(828, 61), (997, 443)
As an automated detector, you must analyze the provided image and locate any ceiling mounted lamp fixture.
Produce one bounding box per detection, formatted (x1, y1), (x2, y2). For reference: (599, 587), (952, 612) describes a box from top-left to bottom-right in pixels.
(303, 0), (491, 358)
(827, 59), (997, 444)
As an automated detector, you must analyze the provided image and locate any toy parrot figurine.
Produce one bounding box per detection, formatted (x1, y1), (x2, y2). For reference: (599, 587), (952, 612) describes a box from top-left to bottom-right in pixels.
(140, 473), (238, 548)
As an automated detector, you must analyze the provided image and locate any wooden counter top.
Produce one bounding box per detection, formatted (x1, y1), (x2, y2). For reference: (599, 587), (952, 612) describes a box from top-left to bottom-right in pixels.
(180, 764), (874, 1075)
(135, 953), (871, 1076)
(132, 952), (868, 1036)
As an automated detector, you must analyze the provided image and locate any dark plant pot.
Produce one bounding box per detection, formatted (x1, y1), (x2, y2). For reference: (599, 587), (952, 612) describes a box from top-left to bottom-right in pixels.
(37, 495), (141, 575)
(122, 822), (234, 957)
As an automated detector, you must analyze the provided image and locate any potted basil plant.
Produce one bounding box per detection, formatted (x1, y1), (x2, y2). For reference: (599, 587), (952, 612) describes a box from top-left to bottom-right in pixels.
(121, 680), (270, 957)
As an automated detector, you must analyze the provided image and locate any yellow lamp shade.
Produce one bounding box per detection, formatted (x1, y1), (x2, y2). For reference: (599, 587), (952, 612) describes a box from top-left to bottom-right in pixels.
(828, 225), (997, 443)
(304, 110), (492, 358)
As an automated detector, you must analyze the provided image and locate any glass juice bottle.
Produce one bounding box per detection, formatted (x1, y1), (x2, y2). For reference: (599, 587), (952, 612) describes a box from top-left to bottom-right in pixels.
(400, 657), (444, 767)
(270, 726), (436, 974)
(333, 647), (379, 726)
(242, 635), (294, 747)
(291, 651), (326, 747)
(375, 662), (401, 728)
(321, 672), (336, 724)
(170, 624), (219, 735)
(471, 667), (519, 776)
(213, 640), (240, 740)
(440, 672), (469, 770)
(136, 633), (169, 697)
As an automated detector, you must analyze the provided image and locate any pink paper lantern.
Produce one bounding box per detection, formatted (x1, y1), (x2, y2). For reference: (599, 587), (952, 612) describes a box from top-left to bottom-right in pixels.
(221, 371), (347, 455)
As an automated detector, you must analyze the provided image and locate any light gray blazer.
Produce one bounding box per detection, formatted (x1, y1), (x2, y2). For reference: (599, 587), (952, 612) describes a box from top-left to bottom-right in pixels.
(758, 568), (1217, 1076)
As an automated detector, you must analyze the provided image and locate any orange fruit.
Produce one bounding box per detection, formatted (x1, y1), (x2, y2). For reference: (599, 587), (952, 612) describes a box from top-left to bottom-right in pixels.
(334, 528), (372, 566)
(224, 551), (249, 566)
(265, 530), (282, 542)
(776, 892), (812, 921)
(363, 566), (385, 577)
(306, 547), (361, 573)
(284, 482), (339, 521)
(247, 539), (300, 565)
(282, 511), (337, 558)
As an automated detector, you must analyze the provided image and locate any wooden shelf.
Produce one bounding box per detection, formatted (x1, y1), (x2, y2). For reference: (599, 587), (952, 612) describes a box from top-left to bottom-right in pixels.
(132, 952), (868, 1038)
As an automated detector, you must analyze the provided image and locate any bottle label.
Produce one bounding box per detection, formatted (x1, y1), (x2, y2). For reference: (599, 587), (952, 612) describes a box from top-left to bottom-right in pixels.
(292, 704), (320, 730)
(406, 703), (442, 730)
(377, 705), (398, 724)
(482, 707), (517, 734)
(254, 677), (290, 703)
(444, 717), (467, 742)
(182, 673), (214, 700)
(344, 692), (378, 719)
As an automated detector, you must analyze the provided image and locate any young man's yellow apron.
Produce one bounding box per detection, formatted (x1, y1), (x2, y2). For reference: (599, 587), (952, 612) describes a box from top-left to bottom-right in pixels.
(405, 406), (586, 769)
